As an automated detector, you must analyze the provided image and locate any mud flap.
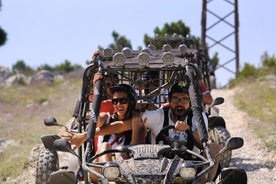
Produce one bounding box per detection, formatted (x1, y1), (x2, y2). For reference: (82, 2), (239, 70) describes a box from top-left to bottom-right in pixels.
(218, 167), (247, 184)
(41, 135), (61, 149)
(208, 116), (226, 129)
(48, 170), (76, 184)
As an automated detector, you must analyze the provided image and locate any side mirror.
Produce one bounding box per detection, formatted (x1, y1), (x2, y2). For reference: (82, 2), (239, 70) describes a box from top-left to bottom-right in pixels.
(44, 117), (58, 126)
(225, 137), (244, 150)
(44, 117), (68, 130)
(207, 97), (224, 115)
(211, 97), (224, 107)
(215, 137), (244, 160)
(54, 139), (80, 158)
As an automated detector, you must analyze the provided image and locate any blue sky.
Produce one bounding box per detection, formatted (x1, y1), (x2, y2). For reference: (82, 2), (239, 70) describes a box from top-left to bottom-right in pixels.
(1, 0), (276, 86)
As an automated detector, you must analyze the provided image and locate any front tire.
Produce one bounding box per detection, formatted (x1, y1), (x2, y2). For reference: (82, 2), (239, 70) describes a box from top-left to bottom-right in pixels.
(35, 149), (59, 184)
(208, 126), (232, 168)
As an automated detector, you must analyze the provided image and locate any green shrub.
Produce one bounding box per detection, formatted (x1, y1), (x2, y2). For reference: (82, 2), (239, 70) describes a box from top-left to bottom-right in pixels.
(238, 62), (259, 78)
(54, 60), (82, 73)
(262, 55), (276, 74)
(262, 54), (276, 67)
(37, 64), (54, 71)
(12, 60), (35, 76)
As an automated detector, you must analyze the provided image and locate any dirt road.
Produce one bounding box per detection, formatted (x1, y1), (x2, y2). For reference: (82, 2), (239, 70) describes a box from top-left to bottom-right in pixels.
(211, 89), (276, 184)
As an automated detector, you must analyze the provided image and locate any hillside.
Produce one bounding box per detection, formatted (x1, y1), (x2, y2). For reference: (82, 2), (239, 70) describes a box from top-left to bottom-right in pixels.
(0, 73), (275, 183)
(0, 72), (82, 182)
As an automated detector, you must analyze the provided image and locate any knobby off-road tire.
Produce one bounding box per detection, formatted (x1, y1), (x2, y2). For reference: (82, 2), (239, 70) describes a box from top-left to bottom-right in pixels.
(208, 127), (232, 168)
(35, 149), (59, 184)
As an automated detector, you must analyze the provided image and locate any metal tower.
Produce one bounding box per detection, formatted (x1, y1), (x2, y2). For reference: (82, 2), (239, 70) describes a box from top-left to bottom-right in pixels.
(201, 0), (239, 87)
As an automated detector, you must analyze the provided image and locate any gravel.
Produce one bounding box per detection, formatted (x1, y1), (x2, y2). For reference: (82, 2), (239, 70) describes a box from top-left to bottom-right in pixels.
(5, 88), (276, 184)
(212, 89), (276, 184)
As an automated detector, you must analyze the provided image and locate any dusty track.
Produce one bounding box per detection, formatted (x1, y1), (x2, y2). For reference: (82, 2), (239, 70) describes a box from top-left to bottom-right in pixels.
(211, 89), (276, 184)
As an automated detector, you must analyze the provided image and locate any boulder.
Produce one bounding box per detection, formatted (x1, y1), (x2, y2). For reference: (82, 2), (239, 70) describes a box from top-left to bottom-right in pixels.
(29, 70), (54, 84)
(5, 73), (28, 87)
(0, 66), (12, 87)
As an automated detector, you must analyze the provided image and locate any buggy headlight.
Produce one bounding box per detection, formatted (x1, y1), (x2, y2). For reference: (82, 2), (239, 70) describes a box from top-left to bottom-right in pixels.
(102, 162), (120, 181)
(147, 44), (156, 50)
(162, 52), (175, 66)
(162, 44), (172, 52)
(179, 167), (196, 180)
(122, 47), (132, 58)
(179, 44), (187, 56)
(113, 53), (126, 67)
(141, 47), (151, 54)
(138, 52), (150, 67)
(103, 47), (114, 58)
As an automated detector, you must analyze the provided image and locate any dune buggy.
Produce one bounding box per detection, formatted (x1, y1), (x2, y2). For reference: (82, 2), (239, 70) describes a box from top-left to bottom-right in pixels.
(35, 34), (246, 184)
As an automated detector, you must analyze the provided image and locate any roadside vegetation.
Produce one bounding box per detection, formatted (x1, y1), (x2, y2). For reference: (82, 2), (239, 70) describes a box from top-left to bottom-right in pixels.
(11, 59), (83, 76)
(0, 72), (82, 181)
(230, 52), (276, 150)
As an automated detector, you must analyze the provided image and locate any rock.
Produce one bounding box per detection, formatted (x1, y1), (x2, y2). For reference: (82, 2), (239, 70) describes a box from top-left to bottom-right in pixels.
(29, 70), (54, 84)
(5, 74), (27, 87)
(0, 66), (12, 87)
(54, 74), (64, 82)
(0, 138), (19, 156)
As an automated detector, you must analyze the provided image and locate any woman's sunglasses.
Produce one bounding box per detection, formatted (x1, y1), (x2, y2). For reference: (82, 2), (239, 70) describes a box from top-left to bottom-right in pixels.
(111, 97), (129, 105)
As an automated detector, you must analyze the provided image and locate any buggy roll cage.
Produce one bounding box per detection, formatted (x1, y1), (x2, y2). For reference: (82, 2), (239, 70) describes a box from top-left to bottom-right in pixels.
(71, 36), (212, 182)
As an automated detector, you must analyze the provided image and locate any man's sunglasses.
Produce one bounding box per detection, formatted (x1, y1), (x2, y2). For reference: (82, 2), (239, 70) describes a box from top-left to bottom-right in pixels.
(111, 97), (129, 105)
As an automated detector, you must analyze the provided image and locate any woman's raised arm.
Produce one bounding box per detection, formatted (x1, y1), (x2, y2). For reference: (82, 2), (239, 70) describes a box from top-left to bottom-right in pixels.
(95, 117), (134, 136)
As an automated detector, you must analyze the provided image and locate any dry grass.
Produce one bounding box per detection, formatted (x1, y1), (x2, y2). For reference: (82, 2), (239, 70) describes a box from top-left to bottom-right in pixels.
(0, 74), (82, 180)
(233, 75), (276, 150)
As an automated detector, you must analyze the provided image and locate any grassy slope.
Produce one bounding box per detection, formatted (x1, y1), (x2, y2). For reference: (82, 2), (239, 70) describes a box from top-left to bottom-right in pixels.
(233, 75), (276, 150)
(0, 74), (81, 180)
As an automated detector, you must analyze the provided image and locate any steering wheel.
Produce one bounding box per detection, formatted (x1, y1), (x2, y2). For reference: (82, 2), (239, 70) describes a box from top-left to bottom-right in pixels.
(155, 125), (194, 151)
